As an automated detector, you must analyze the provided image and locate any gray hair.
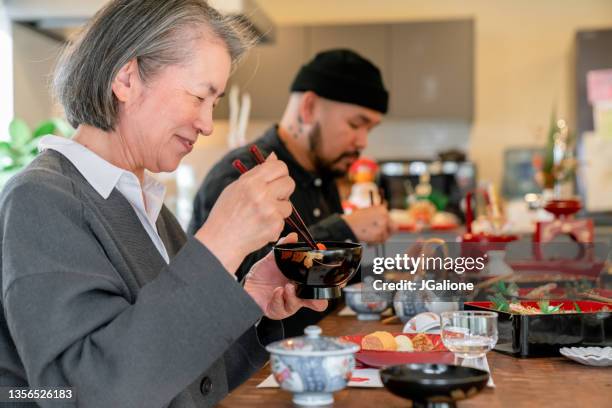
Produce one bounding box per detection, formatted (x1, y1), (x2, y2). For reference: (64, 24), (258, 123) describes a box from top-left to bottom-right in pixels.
(53, 0), (257, 131)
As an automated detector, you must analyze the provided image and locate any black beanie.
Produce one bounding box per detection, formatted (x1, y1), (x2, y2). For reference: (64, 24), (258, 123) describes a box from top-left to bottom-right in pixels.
(290, 49), (389, 114)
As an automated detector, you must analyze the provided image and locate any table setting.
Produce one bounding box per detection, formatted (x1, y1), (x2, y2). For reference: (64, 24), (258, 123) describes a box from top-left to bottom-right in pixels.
(220, 145), (611, 408)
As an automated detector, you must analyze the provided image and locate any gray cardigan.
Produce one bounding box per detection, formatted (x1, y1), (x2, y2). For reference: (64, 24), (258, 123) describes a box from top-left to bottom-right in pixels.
(0, 150), (281, 407)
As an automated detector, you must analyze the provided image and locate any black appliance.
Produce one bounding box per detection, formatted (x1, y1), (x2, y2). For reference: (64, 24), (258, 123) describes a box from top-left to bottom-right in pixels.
(377, 159), (477, 221)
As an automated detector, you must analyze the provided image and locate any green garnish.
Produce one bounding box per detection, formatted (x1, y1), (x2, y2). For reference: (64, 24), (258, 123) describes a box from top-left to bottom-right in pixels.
(488, 293), (510, 312)
(537, 300), (563, 314)
(494, 281), (519, 298)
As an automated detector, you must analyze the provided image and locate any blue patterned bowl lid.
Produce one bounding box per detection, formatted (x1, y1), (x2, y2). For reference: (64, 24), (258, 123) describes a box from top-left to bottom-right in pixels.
(266, 325), (359, 356)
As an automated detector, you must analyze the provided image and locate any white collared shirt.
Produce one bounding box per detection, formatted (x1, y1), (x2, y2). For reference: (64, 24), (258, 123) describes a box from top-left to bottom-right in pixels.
(38, 135), (170, 264)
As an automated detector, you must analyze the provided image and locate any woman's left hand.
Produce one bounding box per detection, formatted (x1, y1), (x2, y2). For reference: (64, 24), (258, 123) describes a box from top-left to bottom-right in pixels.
(244, 233), (328, 320)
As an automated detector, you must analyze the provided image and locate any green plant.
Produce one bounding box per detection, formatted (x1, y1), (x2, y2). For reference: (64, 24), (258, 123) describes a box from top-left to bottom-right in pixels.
(0, 118), (74, 187)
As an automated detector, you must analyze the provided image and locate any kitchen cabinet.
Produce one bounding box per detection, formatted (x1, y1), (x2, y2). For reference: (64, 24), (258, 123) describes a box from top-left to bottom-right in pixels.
(216, 20), (473, 121)
(305, 24), (391, 92)
(214, 26), (307, 120)
(388, 19), (474, 120)
(575, 28), (612, 222)
(576, 28), (612, 138)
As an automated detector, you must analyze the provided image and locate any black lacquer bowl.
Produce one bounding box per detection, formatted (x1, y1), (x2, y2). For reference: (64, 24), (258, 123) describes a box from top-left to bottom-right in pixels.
(380, 364), (489, 408)
(273, 241), (362, 299)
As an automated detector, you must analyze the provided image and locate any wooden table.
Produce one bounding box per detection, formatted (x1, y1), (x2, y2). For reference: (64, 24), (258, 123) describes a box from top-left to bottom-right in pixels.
(219, 307), (612, 408)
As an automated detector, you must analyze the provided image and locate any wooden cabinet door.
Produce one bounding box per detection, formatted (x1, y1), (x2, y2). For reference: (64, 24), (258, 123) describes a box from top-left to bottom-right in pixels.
(306, 24), (391, 92)
(215, 26), (307, 120)
(216, 20), (474, 121)
(388, 19), (474, 120)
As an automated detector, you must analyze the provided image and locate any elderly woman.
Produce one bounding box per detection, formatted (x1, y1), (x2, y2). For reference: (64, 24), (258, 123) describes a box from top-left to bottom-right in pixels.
(0, 1), (326, 407)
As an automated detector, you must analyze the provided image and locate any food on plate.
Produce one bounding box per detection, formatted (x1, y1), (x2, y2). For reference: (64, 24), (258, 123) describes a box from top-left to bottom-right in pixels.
(524, 283), (558, 299)
(411, 333), (435, 352)
(491, 281), (558, 299)
(394, 335), (414, 352)
(507, 301), (579, 314)
(360, 331), (436, 352)
(407, 200), (437, 224)
(389, 209), (415, 228)
(488, 294), (610, 314)
(361, 331), (397, 351)
(390, 207), (458, 230)
(316, 242), (327, 250)
(430, 211), (459, 228)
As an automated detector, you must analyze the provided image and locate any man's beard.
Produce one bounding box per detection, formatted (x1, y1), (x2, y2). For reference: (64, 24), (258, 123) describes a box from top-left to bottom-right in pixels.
(307, 123), (360, 178)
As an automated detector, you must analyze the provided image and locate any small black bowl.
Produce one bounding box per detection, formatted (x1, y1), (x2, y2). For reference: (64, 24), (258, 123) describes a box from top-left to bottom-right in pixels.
(380, 364), (489, 408)
(273, 241), (362, 299)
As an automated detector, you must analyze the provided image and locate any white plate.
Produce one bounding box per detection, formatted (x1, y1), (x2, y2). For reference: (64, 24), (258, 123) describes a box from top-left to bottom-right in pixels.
(402, 327), (441, 335)
(559, 347), (612, 367)
(402, 312), (440, 333)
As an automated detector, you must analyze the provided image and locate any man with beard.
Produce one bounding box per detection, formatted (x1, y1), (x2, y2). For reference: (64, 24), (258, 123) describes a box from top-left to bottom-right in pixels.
(188, 49), (393, 336)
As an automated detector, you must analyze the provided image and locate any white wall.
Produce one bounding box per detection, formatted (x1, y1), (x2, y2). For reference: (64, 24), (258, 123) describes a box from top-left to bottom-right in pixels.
(12, 22), (62, 128)
(0, 0), (13, 138)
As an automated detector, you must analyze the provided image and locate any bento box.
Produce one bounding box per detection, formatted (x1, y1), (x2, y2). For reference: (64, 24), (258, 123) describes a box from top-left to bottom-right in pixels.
(464, 301), (612, 357)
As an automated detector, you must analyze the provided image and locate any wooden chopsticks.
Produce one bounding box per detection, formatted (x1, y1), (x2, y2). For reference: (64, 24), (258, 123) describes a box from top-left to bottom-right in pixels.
(231, 145), (319, 250)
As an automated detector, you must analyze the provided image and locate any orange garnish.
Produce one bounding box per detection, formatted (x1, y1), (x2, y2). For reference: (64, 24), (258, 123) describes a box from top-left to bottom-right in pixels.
(316, 243), (327, 250)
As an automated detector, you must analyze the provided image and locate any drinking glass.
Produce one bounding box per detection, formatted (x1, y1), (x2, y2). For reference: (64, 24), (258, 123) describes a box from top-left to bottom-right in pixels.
(440, 311), (498, 366)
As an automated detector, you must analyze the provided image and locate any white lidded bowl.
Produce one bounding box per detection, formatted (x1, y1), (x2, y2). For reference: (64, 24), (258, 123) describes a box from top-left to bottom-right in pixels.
(266, 325), (359, 406)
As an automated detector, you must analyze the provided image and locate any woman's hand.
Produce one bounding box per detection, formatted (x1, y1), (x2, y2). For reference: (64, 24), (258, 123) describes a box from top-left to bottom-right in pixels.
(196, 153), (295, 273)
(244, 233), (328, 320)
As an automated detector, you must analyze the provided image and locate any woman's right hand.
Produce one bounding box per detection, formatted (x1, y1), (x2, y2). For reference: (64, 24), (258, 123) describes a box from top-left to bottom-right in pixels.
(196, 153), (295, 274)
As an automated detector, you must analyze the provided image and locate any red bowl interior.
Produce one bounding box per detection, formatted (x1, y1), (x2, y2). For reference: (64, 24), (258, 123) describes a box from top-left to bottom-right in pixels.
(544, 199), (582, 216)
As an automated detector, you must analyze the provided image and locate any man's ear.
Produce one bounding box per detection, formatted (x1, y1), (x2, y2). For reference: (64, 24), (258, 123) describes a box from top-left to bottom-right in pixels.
(298, 91), (318, 125)
(111, 58), (140, 103)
